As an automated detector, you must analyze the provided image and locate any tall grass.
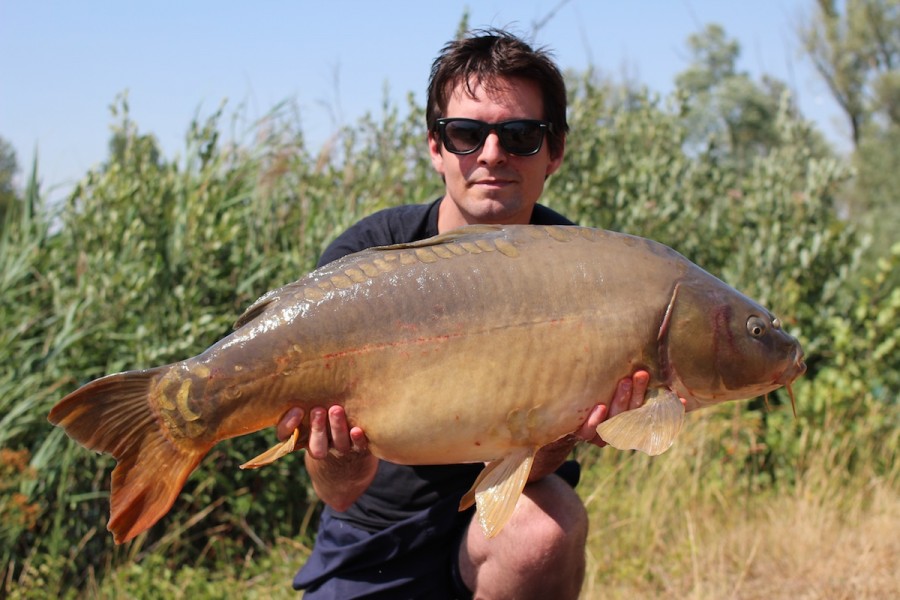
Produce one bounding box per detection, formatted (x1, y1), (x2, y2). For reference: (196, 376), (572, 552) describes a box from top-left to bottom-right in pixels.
(1, 80), (897, 597)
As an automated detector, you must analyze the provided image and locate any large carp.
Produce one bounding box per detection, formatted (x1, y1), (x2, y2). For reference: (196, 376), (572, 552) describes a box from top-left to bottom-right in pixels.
(49, 224), (805, 543)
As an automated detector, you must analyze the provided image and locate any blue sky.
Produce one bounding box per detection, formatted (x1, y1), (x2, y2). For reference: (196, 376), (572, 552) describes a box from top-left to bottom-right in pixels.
(1, 1), (844, 202)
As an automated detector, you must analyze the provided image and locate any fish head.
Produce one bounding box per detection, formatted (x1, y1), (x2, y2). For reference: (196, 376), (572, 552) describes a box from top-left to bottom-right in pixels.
(663, 279), (806, 410)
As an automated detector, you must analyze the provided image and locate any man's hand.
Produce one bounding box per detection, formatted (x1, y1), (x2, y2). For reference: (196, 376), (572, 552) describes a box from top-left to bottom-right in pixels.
(574, 370), (651, 447)
(277, 405), (369, 458)
(276, 405), (377, 511)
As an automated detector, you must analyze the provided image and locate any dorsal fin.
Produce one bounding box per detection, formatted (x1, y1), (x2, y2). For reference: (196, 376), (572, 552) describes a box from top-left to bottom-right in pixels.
(233, 290), (278, 329)
(233, 280), (312, 329)
(370, 224), (503, 252)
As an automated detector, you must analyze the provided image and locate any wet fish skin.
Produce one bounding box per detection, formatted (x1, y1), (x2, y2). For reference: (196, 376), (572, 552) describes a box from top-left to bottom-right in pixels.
(48, 224), (805, 543)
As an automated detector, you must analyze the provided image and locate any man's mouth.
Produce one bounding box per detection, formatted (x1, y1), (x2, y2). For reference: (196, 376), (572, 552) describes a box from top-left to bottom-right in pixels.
(472, 178), (514, 187)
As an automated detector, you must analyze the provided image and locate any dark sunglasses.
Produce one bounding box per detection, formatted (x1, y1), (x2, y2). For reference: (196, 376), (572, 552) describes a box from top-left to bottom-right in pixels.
(434, 118), (552, 156)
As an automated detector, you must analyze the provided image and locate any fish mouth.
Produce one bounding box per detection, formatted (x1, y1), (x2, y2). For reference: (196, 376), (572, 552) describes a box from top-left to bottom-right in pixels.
(778, 346), (807, 386)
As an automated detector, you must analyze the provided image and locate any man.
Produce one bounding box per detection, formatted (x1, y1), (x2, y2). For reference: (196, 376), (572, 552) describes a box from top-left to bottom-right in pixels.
(276, 29), (652, 598)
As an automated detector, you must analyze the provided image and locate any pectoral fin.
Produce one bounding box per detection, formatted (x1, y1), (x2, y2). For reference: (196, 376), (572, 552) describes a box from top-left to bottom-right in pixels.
(460, 448), (536, 538)
(596, 389), (684, 456)
(239, 428), (299, 470)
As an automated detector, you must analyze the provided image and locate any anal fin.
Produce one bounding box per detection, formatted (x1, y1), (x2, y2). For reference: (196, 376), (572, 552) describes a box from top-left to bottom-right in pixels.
(240, 428), (299, 469)
(460, 448), (536, 538)
(596, 388), (685, 456)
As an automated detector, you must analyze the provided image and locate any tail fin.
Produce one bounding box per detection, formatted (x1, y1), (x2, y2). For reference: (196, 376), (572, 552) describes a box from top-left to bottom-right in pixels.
(48, 367), (212, 544)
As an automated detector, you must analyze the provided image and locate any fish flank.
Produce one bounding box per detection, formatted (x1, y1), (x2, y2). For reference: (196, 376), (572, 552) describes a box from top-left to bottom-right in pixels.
(316, 314), (586, 363)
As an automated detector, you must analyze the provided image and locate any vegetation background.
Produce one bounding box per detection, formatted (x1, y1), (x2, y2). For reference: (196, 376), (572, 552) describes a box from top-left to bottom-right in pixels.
(1, 3), (898, 598)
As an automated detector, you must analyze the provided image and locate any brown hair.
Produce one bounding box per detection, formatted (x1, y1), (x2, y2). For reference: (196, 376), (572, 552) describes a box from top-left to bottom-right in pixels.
(426, 28), (568, 158)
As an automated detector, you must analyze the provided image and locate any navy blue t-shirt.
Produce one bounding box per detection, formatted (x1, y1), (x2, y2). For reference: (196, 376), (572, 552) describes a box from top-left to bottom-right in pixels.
(315, 197), (575, 532)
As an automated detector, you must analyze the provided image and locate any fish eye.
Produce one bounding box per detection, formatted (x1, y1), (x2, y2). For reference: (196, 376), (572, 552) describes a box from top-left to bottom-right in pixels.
(747, 316), (767, 337)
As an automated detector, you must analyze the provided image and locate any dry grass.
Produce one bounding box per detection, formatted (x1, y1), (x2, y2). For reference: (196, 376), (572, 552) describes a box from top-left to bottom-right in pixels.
(697, 484), (899, 599)
(579, 407), (900, 600)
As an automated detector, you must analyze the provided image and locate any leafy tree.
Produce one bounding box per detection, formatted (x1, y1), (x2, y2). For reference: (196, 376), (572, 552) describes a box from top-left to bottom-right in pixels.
(799, 0), (900, 263)
(674, 24), (824, 171)
(799, 0), (900, 147)
(847, 122), (900, 264)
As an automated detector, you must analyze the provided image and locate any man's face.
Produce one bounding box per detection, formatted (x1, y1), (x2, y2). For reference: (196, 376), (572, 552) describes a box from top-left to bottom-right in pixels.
(429, 76), (565, 232)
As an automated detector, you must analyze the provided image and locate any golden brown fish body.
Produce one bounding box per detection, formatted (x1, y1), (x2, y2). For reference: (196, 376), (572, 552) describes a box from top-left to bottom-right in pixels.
(49, 225), (806, 543)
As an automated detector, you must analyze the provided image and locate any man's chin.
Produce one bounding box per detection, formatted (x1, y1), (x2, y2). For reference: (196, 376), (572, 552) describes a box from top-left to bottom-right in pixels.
(465, 196), (532, 223)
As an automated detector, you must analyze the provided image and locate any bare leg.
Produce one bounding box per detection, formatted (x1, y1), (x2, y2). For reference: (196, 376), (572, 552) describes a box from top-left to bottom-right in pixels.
(458, 474), (587, 599)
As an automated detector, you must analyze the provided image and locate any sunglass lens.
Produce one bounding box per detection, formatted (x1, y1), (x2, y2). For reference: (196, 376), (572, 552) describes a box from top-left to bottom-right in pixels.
(500, 122), (543, 154)
(444, 121), (486, 153)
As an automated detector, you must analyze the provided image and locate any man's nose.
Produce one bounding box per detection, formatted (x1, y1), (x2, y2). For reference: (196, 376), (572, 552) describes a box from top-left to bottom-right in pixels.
(477, 131), (507, 164)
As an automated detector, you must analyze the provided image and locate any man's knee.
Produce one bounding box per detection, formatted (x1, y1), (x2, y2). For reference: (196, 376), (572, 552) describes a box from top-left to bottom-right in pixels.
(460, 474), (588, 598)
(518, 474), (588, 556)
(515, 476), (587, 597)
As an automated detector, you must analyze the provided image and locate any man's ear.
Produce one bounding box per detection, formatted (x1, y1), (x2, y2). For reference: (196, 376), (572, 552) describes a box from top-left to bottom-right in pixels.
(428, 131), (446, 176)
(545, 134), (566, 177)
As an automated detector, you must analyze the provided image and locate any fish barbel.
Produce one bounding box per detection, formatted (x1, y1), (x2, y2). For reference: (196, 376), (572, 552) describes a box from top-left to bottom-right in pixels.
(48, 224), (806, 543)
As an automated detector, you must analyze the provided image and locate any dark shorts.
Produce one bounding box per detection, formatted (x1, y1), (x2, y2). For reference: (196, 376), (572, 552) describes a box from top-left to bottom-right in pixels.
(294, 460), (580, 599)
